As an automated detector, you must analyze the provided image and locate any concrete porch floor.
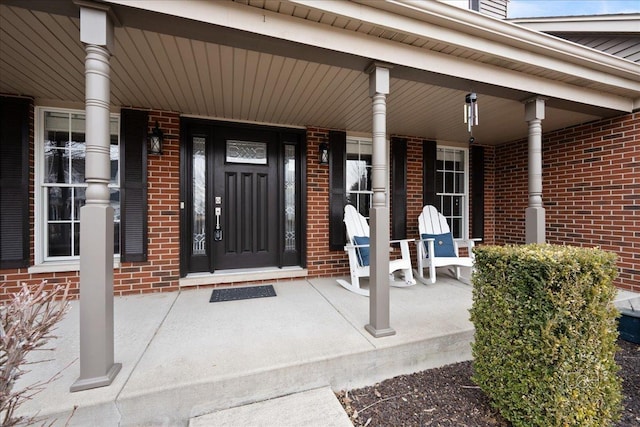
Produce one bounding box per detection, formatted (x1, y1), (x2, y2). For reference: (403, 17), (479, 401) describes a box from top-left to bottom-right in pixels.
(16, 273), (635, 426)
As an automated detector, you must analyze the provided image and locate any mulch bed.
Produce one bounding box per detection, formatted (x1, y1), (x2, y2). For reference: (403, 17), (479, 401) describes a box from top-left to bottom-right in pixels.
(338, 339), (640, 426)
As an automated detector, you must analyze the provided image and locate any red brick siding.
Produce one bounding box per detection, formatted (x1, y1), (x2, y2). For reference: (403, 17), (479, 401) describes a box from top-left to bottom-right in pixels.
(305, 128), (350, 278)
(495, 112), (640, 292)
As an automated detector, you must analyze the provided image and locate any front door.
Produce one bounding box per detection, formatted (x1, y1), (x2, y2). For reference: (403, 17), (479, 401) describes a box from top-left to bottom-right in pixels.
(181, 120), (304, 275)
(213, 127), (278, 269)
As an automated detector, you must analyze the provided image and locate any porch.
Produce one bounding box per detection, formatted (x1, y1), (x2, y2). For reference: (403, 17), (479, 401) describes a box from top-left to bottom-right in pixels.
(16, 275), (476, 426)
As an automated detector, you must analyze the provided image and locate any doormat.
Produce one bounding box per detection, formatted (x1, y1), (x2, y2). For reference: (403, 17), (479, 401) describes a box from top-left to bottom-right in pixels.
(209, 285), (277, 303)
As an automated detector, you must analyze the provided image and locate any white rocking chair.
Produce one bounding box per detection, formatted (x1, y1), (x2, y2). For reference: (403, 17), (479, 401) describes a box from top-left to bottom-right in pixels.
(415, 205), (480, 284)
(337, 205), (416, 296)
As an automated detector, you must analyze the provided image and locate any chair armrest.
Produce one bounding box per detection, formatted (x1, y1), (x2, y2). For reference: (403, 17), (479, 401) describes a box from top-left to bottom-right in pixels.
(344, 243), (370, 251)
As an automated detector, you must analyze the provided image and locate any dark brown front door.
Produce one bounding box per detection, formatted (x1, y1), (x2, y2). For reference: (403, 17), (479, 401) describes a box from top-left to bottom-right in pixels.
(180, 119), (305, 276)
(212, 127), (278, 269)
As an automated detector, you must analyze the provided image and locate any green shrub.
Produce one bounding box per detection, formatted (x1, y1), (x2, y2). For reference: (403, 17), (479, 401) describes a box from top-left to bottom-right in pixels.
(470, 244), (621, 427)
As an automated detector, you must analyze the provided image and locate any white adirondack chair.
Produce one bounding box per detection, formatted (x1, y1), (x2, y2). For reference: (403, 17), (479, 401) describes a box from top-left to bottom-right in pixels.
(415, 205), (480, 284)
(337, 204), (416, 296)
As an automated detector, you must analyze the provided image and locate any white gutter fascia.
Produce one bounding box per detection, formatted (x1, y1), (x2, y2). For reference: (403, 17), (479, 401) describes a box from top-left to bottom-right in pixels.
(510, 14), (640, 33)
(342, 0), (640, 83)
(101, 0), (637, 111)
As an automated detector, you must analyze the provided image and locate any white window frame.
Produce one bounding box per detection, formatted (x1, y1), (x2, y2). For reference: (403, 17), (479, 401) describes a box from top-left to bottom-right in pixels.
(435, 145), (470, 240)
(30, 106), (121, 273)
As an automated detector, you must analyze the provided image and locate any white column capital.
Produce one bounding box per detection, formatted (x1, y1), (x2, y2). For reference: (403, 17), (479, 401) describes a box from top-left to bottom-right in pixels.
(79, 2), (115, 52)
(524, 96), (546, 122)
(367, 62), (392, 97)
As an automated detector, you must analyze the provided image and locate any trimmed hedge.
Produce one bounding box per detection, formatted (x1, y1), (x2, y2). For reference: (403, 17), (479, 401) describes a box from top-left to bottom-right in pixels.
(470, 244), (621, 427)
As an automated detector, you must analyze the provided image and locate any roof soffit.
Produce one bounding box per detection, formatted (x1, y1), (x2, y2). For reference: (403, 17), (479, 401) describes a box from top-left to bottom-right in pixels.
(93, 0), (639, 112)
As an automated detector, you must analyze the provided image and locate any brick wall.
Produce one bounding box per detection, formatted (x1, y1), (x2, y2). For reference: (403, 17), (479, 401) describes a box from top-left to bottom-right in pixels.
(495, 112), (640, 292)
(305, 128), (350, 278)
(115, 110), (181, 294)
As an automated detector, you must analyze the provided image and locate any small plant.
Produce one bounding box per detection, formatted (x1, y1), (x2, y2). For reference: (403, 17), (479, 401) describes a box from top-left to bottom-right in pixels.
(1, 281), (70, 426)
(470, 244), (622, 427)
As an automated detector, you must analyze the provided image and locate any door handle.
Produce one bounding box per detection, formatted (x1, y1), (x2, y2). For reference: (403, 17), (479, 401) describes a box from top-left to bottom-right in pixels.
(214, 207), (223, 241)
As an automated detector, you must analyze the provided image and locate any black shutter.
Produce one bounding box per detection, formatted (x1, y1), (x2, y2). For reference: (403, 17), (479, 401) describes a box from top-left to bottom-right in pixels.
(423, 140), (437, 206)
(471, 145), (485, 239)
(120, 109), (148, 262)
(328, 130), (346, 251)
(0, 97), (30, 269)
(391, 137), (407, 239)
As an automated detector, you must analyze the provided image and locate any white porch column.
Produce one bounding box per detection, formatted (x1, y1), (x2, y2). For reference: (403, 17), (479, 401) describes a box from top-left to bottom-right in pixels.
(365, 63), (395, 338)
(71, 3), (121, 392)
(524, 97), (546, 244)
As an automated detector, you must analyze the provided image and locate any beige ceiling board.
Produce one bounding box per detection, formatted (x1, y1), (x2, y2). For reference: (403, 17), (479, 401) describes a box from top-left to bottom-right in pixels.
(111, 28), (158, 109)
(0, 6), (84, 102)
(99, 0), (637, 110)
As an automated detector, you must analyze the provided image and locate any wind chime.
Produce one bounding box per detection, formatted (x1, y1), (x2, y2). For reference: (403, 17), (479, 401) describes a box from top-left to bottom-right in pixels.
(464, 92), (478, 143)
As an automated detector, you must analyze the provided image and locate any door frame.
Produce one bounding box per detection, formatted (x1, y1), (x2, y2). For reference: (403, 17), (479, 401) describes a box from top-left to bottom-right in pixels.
(179, 118), (307, 277)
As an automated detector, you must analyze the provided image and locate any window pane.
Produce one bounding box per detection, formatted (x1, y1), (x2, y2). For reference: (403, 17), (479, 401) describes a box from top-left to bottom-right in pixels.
(442, 196), (452, 216)
(48, 187), (71, 220)
(44, 144), (68, 184)
(73, 222), (80, 256)
(113, 222), (120, 254)
(445, 173), (454, 193)
(49, 223), (71, 257)
(110, 141), (120, 184)
(110, 188), (120, 222)
(452, 218), (462, 238)
(357, 194), (371, 218)
(70, 143), (86, 184)
(435, 172), (443, 194)
(453, 196), (463, 216)
(455, 172), (464, 193)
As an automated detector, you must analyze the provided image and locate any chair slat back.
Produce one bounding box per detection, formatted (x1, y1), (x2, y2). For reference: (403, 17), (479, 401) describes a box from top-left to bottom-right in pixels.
(418, 205), (451, 235)
(344, 205), (369, 241)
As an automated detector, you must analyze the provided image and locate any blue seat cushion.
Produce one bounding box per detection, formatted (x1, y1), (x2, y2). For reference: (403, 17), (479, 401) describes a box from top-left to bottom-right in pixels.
(421, 233), (456, 258)
(353, 235), (370, 267)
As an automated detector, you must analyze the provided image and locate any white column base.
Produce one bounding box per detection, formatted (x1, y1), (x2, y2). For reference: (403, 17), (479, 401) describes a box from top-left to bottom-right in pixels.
(71, 204), (119, 392)
(525, 206), (546, 244)
(367, 206), (396, 337)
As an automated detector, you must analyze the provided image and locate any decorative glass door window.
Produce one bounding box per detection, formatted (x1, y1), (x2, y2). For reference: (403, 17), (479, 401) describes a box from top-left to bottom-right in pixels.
(39, 109), (120, 260)
(226, 140), (267, 164)
(435, 147), (467, 239)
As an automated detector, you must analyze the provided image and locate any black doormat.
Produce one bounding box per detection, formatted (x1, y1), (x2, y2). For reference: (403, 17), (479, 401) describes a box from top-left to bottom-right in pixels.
(209, 285), (277, 303)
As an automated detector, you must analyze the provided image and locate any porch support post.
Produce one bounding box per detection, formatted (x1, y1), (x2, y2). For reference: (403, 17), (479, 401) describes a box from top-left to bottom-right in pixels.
(524, 96), (546, 244)
(71, 3), (121, 392)
(365, 63), (395, 338)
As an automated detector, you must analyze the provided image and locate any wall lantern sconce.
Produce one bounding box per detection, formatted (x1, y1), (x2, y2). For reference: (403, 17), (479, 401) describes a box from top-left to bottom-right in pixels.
(148, 121), (164, 155)
(319, 141), (329, 165)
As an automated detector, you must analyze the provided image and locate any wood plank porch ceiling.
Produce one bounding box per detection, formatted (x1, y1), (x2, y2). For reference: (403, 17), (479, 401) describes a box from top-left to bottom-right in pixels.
(0, 1), (634, 144)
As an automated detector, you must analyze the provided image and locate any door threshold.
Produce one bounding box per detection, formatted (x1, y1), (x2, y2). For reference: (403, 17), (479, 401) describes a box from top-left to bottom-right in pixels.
(179, 267), (308, 288)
